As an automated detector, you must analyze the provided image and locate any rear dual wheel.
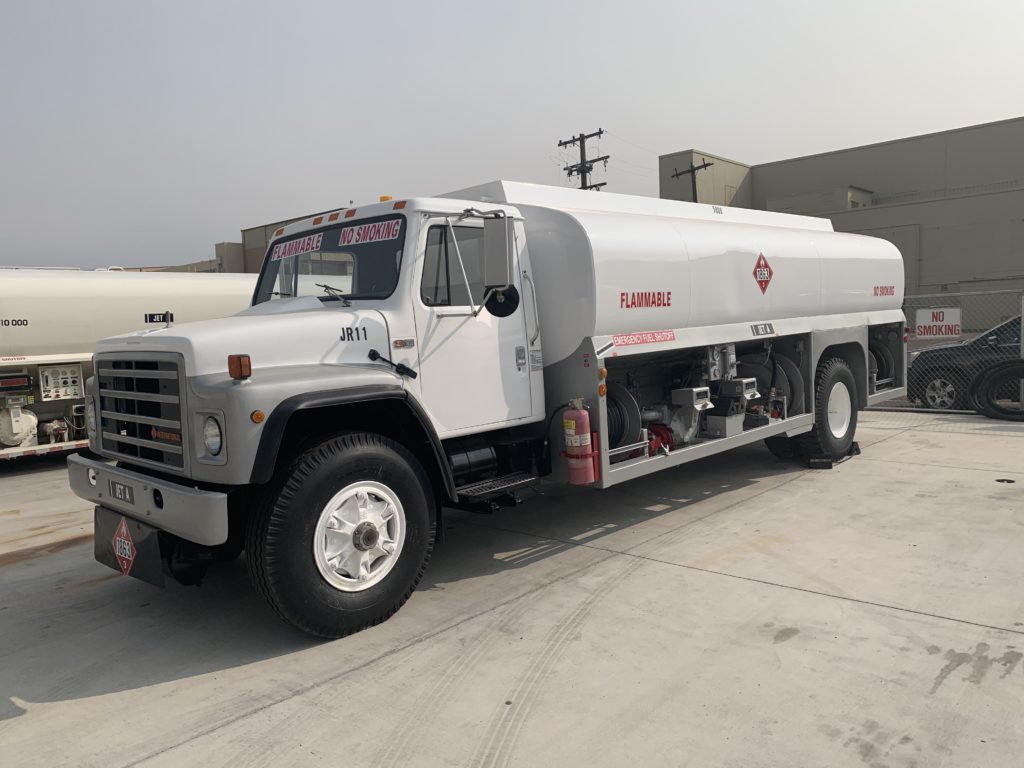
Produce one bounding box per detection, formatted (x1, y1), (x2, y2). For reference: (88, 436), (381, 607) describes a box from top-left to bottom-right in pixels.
(766, 357), (858, 460)
(246, 433), (436, 638)
(748, 353), (808, 461)
(802, 357), (858, 457)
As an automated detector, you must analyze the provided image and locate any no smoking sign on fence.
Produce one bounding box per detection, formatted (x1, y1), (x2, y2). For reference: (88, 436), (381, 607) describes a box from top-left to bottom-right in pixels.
(915, 308), (961, 339)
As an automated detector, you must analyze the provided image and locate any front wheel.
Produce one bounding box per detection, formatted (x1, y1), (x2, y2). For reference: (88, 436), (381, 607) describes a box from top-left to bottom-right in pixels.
(919, 372), (964, 410)
(246, 433), (436, 638)
(800, 358), (858, 458)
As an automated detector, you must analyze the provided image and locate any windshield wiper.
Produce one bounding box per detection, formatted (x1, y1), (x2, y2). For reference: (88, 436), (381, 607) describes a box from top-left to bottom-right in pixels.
(269, 291), (293, 297)
(316, 283), (352, 306)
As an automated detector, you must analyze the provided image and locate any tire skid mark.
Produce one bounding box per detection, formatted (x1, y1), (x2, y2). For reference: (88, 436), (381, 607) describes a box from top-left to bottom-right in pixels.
(123, 548), (625, 768)
(626, 470), (812, 556)
(464, 469), (811, 568)
(471, 555), (645, 768)
(372, 597), (537, 768)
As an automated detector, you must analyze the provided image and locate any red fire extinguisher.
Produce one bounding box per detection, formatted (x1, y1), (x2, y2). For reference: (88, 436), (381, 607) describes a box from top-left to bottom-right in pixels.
(562, 397), (597, 485)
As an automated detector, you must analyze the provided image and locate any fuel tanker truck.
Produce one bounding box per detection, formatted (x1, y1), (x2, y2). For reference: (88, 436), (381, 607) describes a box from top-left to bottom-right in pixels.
(1, 269), (256, 459)
(67, 181), (906, 637)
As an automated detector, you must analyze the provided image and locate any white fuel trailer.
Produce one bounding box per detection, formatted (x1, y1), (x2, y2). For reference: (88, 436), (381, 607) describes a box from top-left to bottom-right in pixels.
(1, 269), (256, 459)
(68, 182), (907, 636)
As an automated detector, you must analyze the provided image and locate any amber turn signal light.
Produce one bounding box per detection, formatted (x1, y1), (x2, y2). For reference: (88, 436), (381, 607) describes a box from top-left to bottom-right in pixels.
(250, 410), (265, 424)
(228, 354), (252, 381)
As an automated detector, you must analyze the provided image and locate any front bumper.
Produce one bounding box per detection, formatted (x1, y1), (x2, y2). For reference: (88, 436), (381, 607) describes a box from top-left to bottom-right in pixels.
(67, 454), (229, 546)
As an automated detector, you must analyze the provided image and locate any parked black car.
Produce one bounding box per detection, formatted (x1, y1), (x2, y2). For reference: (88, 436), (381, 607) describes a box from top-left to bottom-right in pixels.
(908, 315), (1021, 409)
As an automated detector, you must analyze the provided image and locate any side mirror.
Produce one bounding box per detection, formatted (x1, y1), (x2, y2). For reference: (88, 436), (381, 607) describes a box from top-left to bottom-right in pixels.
(483, 217), (514, 288)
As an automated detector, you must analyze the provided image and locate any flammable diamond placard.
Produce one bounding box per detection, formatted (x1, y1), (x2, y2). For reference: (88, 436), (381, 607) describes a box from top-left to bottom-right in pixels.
(753, 253), (773, 294)
(112, 517), (136, 575)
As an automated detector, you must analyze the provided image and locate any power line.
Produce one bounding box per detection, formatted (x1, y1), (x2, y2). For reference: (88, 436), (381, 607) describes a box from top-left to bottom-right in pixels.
(557, 129), (610, 191)
(610, 166), (658, 180)
(604, 129), (660, 156)
(610, 154), (656, 173)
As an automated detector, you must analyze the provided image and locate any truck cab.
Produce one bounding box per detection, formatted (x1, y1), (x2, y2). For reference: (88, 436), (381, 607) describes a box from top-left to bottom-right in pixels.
(69, 197), (546, 637)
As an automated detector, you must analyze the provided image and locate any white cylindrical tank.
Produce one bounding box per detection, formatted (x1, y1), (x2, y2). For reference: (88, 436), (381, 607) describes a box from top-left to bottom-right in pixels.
(0, 270), (256, 360)
(445, 181), (905, 364)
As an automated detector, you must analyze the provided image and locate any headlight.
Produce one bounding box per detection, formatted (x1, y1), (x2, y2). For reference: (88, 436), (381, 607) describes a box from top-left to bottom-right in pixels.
(203, 417), (223, 456)
(85, 398), (97, 435)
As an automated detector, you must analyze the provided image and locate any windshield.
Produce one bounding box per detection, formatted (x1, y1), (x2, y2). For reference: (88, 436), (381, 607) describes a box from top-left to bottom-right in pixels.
(254, 215), (406, 304)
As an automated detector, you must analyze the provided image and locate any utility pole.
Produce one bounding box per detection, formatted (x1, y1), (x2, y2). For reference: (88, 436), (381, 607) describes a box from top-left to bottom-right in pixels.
(558, 129), (609, 190)
(671, 157), (714, 203)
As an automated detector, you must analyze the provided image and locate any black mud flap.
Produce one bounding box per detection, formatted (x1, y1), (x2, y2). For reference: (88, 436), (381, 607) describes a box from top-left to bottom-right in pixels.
(94, 506), (165, 587)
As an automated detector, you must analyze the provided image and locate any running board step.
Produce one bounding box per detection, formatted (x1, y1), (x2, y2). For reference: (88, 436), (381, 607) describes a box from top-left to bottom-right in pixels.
(456, 472), (537, 500)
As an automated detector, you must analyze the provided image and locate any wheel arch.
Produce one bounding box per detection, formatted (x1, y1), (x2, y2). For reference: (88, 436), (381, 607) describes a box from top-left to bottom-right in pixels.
(816, 341), (868, 409)
(251, 387), (456, 503)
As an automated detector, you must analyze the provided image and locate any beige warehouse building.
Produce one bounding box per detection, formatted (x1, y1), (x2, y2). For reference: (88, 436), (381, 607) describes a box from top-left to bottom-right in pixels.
(660, 116), (1024, 295)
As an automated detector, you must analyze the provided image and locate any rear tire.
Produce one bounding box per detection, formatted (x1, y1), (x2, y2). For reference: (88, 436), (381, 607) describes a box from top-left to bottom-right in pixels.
(800, 357), (858, 458)
(246, 433), (436, 638)
(764, 435), (800, 460)
(973, 361), (1024, 422)
(753, 353), (805, 460)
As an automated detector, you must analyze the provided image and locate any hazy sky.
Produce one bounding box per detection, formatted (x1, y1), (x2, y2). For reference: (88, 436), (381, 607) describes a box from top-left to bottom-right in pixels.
(2, 1), (1022, 269)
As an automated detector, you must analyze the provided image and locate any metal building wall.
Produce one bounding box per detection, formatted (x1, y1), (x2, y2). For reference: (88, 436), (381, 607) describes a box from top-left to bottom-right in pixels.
(659, 117), (1024, 295)
(659, 150), (752, 207)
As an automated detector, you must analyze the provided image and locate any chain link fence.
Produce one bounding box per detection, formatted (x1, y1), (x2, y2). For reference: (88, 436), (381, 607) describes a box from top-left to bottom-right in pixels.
(875, 289), (1023, 415)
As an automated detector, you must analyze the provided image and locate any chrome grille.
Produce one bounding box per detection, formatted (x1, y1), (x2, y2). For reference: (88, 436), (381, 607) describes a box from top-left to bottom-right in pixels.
(97, 354), (187, 473)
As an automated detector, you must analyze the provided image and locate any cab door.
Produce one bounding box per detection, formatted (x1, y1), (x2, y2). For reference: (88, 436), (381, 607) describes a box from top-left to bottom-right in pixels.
(411, 218), (533, 437)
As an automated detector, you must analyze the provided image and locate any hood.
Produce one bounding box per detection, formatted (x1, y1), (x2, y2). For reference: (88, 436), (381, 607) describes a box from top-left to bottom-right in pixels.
(914, 339), (968, 357)
(94, 297), (390, 376)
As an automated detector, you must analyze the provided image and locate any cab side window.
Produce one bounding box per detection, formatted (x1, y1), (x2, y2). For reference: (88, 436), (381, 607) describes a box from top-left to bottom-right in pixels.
(421, 225), (487, 306)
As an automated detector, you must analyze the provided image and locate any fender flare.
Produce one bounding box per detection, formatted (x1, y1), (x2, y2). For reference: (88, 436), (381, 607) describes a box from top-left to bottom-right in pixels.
(249, 385), (456, 500)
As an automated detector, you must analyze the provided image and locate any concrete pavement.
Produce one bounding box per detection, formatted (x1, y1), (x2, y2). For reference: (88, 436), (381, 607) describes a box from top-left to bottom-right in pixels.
(1, 412), (1022, 767)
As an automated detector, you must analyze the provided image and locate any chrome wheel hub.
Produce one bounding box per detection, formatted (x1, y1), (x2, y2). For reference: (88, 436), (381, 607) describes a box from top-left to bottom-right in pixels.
(313, 481), (405, 592)
(924, 378), (956, 409)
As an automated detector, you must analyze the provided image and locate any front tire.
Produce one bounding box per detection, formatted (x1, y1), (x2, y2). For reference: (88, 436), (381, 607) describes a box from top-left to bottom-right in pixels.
(920, 371), (964, 410)
(800, 357), (858, 458)
(246, 433), (436, 638)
